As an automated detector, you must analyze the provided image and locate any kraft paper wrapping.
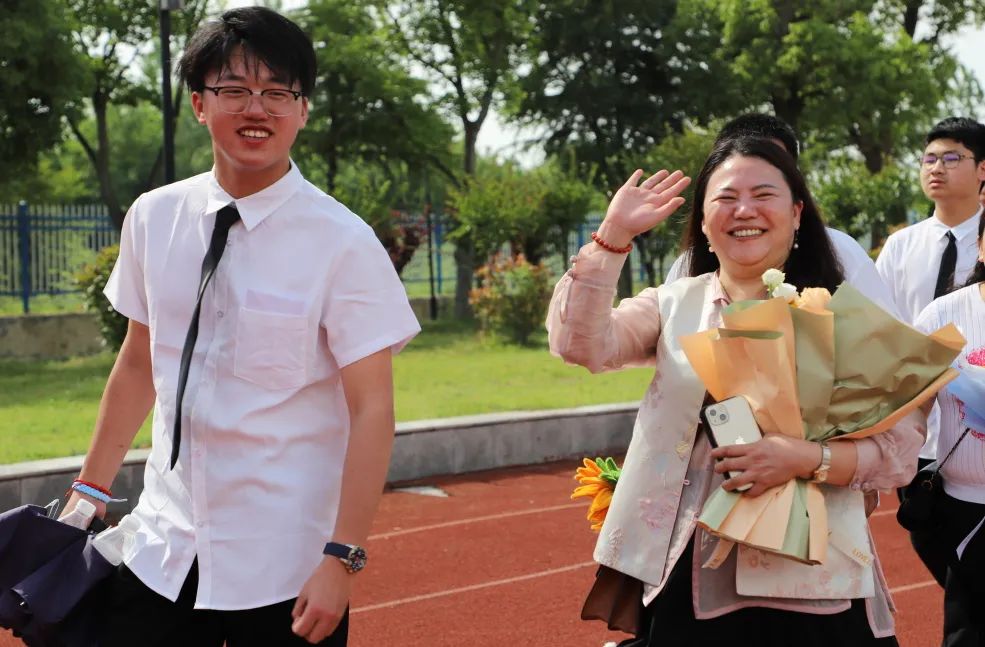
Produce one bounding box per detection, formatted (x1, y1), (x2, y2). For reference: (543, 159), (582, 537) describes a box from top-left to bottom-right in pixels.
(683, 282), (964, 570)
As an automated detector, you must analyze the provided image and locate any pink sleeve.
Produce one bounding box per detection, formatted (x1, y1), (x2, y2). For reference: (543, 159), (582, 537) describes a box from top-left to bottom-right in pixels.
(546, 243), (662, 373)
(850, 410), (927, 491)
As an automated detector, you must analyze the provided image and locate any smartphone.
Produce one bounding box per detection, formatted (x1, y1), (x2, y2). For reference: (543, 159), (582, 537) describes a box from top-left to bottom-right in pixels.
(700, 396), (763, 492)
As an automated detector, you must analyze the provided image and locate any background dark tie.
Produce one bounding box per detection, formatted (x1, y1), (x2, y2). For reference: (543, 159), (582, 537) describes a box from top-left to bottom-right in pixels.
(934, 231), (957, 299)
(171, 205), (241, 469)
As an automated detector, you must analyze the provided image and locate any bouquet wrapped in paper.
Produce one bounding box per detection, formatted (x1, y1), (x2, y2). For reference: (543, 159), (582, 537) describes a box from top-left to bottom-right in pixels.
(680, 271), (965, 569)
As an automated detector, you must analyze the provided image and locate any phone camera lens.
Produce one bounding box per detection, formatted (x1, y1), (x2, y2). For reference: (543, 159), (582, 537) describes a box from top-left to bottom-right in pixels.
(719, 413), (727, 422)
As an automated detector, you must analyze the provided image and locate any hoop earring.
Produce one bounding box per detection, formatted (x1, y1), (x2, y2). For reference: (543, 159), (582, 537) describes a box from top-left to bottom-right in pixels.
(793, 229), (800, 250)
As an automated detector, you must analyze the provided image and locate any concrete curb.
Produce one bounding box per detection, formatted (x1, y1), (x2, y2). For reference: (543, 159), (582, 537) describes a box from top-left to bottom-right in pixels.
(0, 402), (638, 512)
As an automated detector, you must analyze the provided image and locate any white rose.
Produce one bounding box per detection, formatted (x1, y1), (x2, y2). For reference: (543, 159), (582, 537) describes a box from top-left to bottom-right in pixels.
(761, 268), (785, 289)
(772, 282), (799, 303)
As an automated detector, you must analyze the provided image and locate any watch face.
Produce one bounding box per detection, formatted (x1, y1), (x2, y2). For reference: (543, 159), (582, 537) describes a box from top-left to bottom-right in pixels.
(346, 545), (368, 572)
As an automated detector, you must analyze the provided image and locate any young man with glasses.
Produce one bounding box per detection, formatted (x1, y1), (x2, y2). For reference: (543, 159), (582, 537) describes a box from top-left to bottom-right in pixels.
(60, 7), (420, 646)
(875, 116), (985, 585)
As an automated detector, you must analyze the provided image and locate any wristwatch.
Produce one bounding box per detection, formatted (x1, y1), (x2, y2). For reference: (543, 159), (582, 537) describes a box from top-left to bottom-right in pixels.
(323, 542), (368, 573)
(811, 442), (832, 484)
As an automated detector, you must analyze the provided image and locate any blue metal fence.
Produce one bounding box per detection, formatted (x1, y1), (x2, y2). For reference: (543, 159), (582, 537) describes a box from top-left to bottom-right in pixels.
(0, 205), (651, 314)
(0, 202), (119, 313)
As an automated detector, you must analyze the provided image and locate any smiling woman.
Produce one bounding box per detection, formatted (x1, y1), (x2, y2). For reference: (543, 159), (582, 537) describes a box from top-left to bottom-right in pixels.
(546, 136), (920, 646)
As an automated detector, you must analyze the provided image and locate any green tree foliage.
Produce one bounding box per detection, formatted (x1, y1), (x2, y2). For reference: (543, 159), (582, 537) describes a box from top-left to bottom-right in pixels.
(376, 0), (537, 316)
(514, 0), (732, 296)
(812, 158), (922, 240)
(0, 1), (86, 179)
(296, 0), (456, 193)
(450, 160), (598, 265)
(65, 0), (209, 227)
(516, 1), (732, 189)
(701, 0), (981, 241)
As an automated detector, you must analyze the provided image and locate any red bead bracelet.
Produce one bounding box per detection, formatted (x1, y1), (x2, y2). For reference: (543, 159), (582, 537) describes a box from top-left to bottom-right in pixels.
(591, 231), (633, 254)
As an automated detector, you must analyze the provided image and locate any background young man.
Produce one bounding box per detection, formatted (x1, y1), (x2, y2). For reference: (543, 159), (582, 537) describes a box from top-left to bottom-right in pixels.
(876, 116), (985, 585)
(61, 8), (420, 645)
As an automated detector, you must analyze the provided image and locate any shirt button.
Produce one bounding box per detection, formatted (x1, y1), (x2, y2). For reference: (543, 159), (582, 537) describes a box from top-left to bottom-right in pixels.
(196, 521), (204, 528)
(217, 310), (224, 319)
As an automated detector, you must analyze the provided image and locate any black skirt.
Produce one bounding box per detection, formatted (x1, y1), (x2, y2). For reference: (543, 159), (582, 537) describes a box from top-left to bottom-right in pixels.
(613, 539), (898, 647)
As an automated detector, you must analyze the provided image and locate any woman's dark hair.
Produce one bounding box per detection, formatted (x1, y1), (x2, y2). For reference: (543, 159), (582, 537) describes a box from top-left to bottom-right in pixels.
(178, 7), (316, 96)
(683, 136), (845, 293)
(961, 212), (985, 287)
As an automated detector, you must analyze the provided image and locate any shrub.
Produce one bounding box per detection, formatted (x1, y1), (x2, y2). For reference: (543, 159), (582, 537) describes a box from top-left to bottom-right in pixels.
(76, 245), (127, 350)
(469, 255), (552, 345)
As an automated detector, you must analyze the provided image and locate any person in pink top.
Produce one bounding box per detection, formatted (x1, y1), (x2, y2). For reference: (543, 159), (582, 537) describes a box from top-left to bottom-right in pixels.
(548, 136), (925, 646)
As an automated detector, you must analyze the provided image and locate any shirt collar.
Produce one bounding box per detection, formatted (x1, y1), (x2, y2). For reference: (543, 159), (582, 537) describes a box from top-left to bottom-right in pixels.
(710, 272), (731, 306)
(205, 161), (304, 231)
(929, 206), (983, 243)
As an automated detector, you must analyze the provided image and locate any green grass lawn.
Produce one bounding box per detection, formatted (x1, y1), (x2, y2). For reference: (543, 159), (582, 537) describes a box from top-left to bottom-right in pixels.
(0, 319), (650, 464)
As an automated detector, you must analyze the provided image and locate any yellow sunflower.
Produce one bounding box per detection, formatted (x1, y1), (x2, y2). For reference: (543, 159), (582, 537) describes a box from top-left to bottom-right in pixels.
(571, 457), (621, 532)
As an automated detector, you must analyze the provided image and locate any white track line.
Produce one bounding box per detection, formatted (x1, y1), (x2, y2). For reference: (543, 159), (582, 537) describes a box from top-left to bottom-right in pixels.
(354, 566), (938, 614)
(870, 508), (899, 518)
(352, 561), (597, 613)
(369, 502), (584, 540)
(889, 580), (938, 594)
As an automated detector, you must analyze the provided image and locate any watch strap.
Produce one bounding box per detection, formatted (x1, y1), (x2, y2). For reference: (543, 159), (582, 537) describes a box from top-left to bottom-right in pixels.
(811, 442), (832, 483)
(323, 542), (352, 559)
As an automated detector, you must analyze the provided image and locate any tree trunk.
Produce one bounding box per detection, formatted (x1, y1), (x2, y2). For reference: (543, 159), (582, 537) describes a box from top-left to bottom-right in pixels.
(617, 261), (633, 300)
(454, 121), (481, 317)
(453, 238), (475, 319)
(326, 147), (339, 194)
(92, 92), (124, 229)
(902, 0), (921, 38)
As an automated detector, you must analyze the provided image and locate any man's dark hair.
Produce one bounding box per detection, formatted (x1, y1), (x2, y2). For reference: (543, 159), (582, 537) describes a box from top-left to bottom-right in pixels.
(178, 7), (316, 96)
(714, 113), (800, 160)
(683, 136), (844, 292)
(926, 117), (985, 163)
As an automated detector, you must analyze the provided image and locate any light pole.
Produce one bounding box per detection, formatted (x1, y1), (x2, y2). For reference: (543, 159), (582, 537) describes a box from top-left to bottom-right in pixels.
(159, 0), (184, 184)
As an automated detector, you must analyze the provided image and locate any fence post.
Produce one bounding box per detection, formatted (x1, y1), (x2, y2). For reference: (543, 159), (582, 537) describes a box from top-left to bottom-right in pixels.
(434, 216), (443, 294)
(16, 201), (30, 314)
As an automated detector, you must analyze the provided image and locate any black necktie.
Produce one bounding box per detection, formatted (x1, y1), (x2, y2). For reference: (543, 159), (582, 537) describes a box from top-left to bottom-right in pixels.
(171, 205), (241, 469)
(934, 231), (957, 299)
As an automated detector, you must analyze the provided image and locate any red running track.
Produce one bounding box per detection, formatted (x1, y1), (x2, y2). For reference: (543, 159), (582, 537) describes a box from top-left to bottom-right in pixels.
(1, 460), (944, 646)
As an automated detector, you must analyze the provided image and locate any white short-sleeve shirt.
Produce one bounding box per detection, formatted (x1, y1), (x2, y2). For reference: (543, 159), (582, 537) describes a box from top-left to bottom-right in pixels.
(876, 209), (982, 459)
(664, 226), (899, 318)
(104, 163), (421, 610)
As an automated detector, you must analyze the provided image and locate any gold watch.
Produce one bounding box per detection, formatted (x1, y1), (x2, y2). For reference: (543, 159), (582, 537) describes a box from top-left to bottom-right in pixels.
(811, 442), (831, 483)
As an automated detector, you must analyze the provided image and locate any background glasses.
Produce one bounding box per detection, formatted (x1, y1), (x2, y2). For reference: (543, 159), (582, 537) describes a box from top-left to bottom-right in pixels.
(202, 86), (302, 117)
(922, 152), (973, 169)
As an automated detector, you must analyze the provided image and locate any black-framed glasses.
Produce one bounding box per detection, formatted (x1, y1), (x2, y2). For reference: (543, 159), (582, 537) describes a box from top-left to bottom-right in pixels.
(202, 85), (303, 117)
(922, 152), (973, 170)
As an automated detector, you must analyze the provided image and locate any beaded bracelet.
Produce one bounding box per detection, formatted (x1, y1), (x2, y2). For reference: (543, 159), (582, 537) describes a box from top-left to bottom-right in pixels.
(591, 231), (633, 254)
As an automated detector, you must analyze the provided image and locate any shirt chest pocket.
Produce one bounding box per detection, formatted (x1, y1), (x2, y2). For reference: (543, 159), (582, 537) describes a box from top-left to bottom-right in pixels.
(234, 307), (310, 390)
